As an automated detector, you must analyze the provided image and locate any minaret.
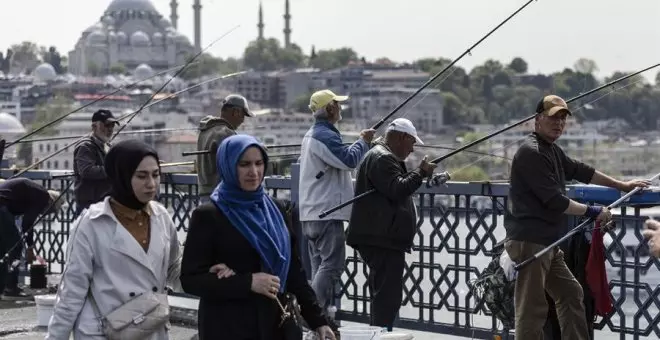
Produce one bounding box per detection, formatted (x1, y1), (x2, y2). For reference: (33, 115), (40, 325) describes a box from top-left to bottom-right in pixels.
(169, 0), (178, 29)
(283, 0), (291, 48)
(257, 2), (264, 40)
(193, 0), (202, 52)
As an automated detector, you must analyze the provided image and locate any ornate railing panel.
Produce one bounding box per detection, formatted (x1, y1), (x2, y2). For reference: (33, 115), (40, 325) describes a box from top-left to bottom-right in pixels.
(9, 170), (660, 339)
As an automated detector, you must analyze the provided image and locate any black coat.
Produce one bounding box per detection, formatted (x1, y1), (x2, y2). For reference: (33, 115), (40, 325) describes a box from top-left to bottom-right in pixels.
(180, 198), (327, 340)
(347, 143), (427, 252)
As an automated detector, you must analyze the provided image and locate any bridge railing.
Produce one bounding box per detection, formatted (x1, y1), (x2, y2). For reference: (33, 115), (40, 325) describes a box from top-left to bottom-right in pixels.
(7, 168), (660, 339)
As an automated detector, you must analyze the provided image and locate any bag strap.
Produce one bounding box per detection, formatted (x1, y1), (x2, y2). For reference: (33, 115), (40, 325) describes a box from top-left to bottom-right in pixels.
(87, 288), (104, 323)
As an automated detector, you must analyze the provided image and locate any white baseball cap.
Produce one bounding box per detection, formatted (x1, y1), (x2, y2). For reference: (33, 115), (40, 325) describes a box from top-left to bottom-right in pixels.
(386, 118), (424, 145)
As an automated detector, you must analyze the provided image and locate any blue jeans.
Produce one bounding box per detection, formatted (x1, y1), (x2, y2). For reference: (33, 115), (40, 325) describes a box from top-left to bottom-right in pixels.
(302, 220), (346, 310)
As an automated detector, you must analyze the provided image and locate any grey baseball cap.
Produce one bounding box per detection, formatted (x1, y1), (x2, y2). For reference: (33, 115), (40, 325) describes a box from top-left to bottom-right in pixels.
(221, 94), (255, 117)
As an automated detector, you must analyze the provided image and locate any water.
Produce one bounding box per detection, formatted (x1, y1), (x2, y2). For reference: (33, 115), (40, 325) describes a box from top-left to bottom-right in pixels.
(35, 210), (659, 339)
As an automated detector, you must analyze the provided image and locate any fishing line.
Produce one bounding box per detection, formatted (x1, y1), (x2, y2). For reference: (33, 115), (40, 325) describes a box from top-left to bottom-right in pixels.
(315, 0), (537, 180)
(10, 71), (244, 178)
(3, 62), (201, 149)
(514, 171), (660, 270)
(0, 25), (243, 267)
(319, 63), (660, 218)
(375, 66), (460, 135)
(14, 127), (200, 144)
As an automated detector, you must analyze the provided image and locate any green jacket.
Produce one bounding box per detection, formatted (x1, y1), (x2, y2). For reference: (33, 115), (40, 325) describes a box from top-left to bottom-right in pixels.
(196, 116), (236, 195)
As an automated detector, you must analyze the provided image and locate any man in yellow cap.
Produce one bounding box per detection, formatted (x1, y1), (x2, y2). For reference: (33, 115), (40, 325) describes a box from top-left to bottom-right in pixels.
(298, 89), (375, 330)
(504, 94), (649, 339)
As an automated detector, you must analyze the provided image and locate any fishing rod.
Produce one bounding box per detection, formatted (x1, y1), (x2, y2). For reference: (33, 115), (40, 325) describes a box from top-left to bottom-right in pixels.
(11, 70), (245, 178)
(181, 143), (511, 160)
(13, 127), (200, 144)
(372, 0), (536, 130)
(314, 0), (536, 181)
(514, 171), (660, 271)
(318, 63), (660, 218)
(0, 25), (242, 267)
(181, 143), (302, 156)
(3, 62), (200, 150)
(115, 71), (246, 123)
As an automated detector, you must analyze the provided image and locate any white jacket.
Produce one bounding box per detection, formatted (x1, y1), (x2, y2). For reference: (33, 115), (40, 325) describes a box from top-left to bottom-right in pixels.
(298, 121), (369, 221)
(45, 197), (182, 340)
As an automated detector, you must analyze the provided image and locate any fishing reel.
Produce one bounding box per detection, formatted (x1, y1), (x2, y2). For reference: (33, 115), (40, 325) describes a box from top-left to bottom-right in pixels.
(426, 171), (451, 188)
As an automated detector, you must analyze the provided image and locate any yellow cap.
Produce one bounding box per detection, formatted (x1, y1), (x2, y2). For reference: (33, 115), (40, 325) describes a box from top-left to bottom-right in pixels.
(309, 89), (349, 112)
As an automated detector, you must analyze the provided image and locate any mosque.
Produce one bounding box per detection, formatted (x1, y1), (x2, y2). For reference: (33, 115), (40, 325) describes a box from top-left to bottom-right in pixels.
(65, 0), (295, 76)
(67, 0), (197, 76)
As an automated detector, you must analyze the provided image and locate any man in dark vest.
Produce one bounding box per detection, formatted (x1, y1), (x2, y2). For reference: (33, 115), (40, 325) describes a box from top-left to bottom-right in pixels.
(73, 109), (118, 216)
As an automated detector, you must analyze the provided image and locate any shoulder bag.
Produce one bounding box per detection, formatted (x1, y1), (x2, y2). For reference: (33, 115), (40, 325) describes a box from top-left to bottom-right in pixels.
(88, 288), (170, 340)
(277, 292), (304, 340)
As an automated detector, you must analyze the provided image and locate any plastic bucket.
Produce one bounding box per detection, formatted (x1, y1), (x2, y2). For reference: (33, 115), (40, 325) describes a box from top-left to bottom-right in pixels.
(34, 294), (57, 327)
(381, 333), (414, 340)
(338, 326), (384, 340)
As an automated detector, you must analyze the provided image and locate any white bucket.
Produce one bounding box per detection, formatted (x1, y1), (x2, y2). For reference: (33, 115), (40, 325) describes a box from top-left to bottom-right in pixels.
(381, 333), (414, 340)
(338, 326), (384, 340)
(34, 294), (57, 327)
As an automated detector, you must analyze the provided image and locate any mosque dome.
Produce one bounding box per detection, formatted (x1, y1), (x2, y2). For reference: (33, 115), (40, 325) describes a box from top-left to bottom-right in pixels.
(106, 0), (157, 13)
(174, 33), (189, 45)
(134, 64), (154, 79)
(0, 113), (26, 134)
(86, 30), (107, 45)
(152, 32), (164, 45)
(160, 18), (172, 28)
(116, 31), (128, 44)
(33, 63), (57, 83)
(83, 22), (105, 34)
(131, 31), (150, 46)
(102, 15), (115, 26)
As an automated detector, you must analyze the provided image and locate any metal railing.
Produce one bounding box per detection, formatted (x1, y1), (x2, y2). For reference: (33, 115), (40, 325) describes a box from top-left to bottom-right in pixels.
(9, 168), (660, 339)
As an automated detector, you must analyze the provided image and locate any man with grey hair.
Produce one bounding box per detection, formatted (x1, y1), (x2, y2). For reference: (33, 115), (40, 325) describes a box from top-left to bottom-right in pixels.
(196, 94), (254, 203)
(347, 118), (437, 331)
(73, 109), (118, 216)
(298, 89), (375, 327)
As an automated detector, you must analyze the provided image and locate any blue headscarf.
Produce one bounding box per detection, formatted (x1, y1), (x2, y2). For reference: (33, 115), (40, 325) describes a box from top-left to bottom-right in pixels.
(210, 134), (291, 292)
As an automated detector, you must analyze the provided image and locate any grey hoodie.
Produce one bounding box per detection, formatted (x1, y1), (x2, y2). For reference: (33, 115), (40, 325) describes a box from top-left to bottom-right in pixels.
(196, 116), (236, 195)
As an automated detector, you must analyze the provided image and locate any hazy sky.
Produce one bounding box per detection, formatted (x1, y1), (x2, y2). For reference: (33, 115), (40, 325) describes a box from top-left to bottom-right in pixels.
(1, 0), (659, 81)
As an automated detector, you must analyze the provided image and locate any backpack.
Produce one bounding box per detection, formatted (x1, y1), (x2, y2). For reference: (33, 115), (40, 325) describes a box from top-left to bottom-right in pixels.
(469, 241), (516, 329)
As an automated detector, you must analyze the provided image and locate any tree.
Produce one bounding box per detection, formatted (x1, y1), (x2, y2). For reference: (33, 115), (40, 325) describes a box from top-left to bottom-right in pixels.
(109, 63), (127, 75)
(508, 57), (528, 74)
(573, 58), (598, 74)
(0, 49), (11, 74)
(292, 93), (312, 112)
(10, 41), (41, 73)
(39, 46), (64, 74)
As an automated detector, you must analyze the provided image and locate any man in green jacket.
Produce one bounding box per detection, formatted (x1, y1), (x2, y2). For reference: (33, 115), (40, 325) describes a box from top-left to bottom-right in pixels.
(196, 94), (254, 202)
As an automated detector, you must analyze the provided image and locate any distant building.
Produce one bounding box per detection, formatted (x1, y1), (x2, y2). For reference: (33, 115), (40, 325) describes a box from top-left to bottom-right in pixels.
(348, 87), (444, 133)
(67, 0), (195, 75)
(0, 112), (26, 163)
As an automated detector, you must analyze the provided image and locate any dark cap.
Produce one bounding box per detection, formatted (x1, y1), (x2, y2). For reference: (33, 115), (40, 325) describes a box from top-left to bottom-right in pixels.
(92, 109), (120, 125)
(535, 95), (572, 117)
(221, 94), (255, 117)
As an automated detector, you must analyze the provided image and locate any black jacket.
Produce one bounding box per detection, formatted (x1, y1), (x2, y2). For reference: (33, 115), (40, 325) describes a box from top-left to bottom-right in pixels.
(73, 136), (111, 207)
(180, 198), (328, 340)
(347, 143), (428, 252)
(0, 178), (51, 247)
(504, 133), (595, 246)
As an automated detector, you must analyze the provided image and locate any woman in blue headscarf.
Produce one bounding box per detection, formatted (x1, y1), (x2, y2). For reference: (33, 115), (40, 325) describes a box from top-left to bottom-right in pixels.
(181, 134), (335, 340)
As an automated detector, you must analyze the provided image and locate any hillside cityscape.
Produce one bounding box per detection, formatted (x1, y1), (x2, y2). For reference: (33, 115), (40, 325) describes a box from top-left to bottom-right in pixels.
(0, 0), (659, 181)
